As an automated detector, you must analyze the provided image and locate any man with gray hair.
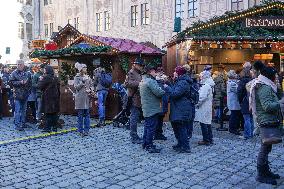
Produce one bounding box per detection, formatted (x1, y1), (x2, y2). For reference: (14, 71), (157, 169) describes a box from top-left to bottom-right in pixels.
(10, 60), (32, 131)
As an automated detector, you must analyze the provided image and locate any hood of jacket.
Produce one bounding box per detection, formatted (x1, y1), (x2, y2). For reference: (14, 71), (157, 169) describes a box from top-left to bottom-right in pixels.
(45, 65), (54, 76)
(176, 74), (192, 84)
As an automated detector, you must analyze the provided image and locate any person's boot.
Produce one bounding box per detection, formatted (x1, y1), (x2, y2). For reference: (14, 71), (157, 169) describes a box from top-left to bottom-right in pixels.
(264, 163), (280, 179)
(131, 136), (143, 144)
(154, 134), (167, 141)
(256, 164), (277, 185)
(145, 145), (161, 153)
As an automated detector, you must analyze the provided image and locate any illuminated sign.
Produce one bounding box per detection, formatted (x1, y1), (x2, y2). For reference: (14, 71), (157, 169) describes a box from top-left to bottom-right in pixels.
(245, 17), (284, 28)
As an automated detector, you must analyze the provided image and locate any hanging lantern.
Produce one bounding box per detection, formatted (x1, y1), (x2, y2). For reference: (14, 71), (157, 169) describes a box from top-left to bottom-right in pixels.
(254, 54), (261, 60)
(210, 43), (218, 49)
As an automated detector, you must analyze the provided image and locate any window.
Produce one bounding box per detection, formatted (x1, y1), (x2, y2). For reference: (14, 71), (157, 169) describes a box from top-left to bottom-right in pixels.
(44, 0), (52, 6)
(231, 0), (244, 11)
(26, 23), (33, 40)
(26, 0), (32, 5)
(26, 13), (33, 22)
(58, 26), (62, 31)
(248, 0), (261, 8)
(104, 11), (110, 31)
(175, 0), (184, 18)
(44, 24), (48, 38)
(74, 17), (79, 29)
(188, 0), (197, 18)
(141, 3), (150, 25)
(17, 0), (23, 3)
(68, 19), (71, 24)
(96, 13), (103, 32)
(18, 22), (24, 39)
(67, 35), (74, 46)
(50, 23), (54, 36)
(131, 5), (138, 27)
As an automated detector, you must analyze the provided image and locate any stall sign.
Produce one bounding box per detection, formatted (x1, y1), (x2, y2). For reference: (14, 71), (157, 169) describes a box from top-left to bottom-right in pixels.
(246, 17), (284, 28)
(31, 40), (47, 49)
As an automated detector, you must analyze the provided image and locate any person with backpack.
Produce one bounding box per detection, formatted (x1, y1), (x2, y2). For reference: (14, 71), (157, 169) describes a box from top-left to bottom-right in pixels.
(124, 58), (144, 144)
(166, 66), (193, 153)
(38, 65), (60, 133)
(93, 66), (112, 127)
(195, 70), (215, 145)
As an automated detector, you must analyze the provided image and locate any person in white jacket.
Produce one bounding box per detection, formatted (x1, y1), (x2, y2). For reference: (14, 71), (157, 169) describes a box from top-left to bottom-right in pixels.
(195, 71), (215, 145)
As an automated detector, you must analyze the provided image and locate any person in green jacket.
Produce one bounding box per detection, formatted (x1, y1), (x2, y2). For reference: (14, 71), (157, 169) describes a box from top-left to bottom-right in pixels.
(139, 64), (165, 153)
(32, 63), (45, 125)
(251, 66), (282, 185)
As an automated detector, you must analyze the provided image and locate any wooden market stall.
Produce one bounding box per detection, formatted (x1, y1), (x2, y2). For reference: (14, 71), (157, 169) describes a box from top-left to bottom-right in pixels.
(164, 1), (284, 74)
(30, 24), (164, 119)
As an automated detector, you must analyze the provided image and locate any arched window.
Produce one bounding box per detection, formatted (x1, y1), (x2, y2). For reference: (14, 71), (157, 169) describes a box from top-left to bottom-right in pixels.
(26, 0), (32, 5)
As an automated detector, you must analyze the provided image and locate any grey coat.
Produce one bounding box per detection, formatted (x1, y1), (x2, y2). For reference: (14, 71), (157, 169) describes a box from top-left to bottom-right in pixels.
(139, 75), (165, 118)
(74, 74), (93, 110)
(227, 79), (241, 110)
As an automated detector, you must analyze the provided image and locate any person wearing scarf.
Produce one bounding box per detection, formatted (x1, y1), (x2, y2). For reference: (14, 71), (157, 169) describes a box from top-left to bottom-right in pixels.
(74, 63), (93, 137)
(249, 66), (282, 185)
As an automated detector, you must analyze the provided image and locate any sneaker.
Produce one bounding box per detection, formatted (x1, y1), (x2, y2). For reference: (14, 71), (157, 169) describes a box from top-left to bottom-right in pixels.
(197, 141), (210, 146)
(239, 136), (248, 140)
(154, 135), (167, 141)
(177, 147), (191, 153)
(16, 127), (24, 131)
(145, 145), (161, 153)
(131, 137), (143, 144)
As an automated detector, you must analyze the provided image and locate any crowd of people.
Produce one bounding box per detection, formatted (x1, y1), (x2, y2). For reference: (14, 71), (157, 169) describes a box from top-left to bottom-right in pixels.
(0, 58), (283, 185)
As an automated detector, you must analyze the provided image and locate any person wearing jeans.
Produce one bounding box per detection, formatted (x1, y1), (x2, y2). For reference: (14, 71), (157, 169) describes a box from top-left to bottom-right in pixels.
(139, 64), (165, 153)
(195, 70), (215, 145)
(124, 58), (144, 144)
(33, 64), (45, 124)
(10, 60), (32, 131)
(97, 90), (108, 124)
(74, 63), (93, 136)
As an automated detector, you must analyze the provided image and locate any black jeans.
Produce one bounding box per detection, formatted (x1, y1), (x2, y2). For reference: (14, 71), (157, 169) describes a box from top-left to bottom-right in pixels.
(155, 114), (165, 137)
(200, 123), (213, 143)
(229, 110), (242, 133)
(257, 143), (272, 165)
(45, 113), (58, 131)
(171, 120), (190, 150)
(143, 113), (159, 147)
(27, 101), (36, 121)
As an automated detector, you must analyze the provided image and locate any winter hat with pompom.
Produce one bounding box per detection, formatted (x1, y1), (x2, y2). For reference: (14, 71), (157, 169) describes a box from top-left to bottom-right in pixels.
(75, 62), (87, 72)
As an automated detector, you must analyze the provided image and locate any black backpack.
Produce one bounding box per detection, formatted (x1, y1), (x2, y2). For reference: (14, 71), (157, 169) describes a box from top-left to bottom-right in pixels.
(188, 82), (200, 105)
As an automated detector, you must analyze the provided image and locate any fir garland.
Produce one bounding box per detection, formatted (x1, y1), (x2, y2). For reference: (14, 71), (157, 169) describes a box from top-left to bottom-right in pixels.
(58, 62), (76, 85)
(30, 46), (112, 58)
(119, 55), (130, 73)
(176, 1), (284, 42)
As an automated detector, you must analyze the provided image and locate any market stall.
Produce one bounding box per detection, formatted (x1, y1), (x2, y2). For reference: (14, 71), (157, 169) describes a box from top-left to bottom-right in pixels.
(164, 1), (284, 74)
(30, 24), (164, 118)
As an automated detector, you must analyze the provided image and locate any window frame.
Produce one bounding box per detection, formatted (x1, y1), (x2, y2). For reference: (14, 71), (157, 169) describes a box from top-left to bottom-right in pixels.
(104, 11), (110, 31)
(141, 3), (150, 25)
(26, 0), (32, 5)
(74, 17), (79, 29)
(18, 22), (25, 39)
(50, 23), (54, 36)
(188, 0), (197, 18)
(44, 0), (48, 6)
(44, 24), (48, 38)
(26, 23), (33, 40)
(231, 0), (244, 11)
(96, 13), (103, 32)
(131, 5), (138, 27)
(175, 0), (184, 18)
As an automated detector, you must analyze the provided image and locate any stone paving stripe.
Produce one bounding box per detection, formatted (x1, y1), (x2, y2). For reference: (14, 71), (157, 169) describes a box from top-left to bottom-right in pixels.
(0, 121), (112, 146)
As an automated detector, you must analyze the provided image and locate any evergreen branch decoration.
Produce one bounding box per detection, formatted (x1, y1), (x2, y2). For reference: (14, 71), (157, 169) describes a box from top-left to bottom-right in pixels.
(58, 62), (76, 85)
(174, 1), (284, 42)
(30, 46), (112, 58)
(119, 55), (130, 73)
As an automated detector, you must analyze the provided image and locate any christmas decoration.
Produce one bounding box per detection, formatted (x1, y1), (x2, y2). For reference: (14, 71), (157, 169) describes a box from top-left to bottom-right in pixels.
(30, 46), (112, 58)
(119, 55), (130, 73)
(58, 62), (76, 85)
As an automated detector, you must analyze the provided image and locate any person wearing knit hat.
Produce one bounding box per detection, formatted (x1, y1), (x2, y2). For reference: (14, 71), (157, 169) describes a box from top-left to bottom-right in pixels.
(74, 62), (92, 136)
(243, 61), (252, 69)
(204, 65), (213, 72)
(174, 66), (187, 78)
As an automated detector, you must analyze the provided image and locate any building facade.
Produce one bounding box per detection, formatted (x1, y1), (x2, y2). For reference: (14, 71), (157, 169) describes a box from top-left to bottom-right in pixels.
(0, 0), (41, 65)
(41, 0), (265, 49)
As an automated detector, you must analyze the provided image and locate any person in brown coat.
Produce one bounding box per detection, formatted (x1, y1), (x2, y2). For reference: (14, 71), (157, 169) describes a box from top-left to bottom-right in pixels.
(38, 65), (60, 132)
(124, 58), (144, 144)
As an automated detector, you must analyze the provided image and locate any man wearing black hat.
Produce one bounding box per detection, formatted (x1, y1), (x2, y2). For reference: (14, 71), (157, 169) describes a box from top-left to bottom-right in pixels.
(124, 58), (144, 144)
(139, 64), (165, 153)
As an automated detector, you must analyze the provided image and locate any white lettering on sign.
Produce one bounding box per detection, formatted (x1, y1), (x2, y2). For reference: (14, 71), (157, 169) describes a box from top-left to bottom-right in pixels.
(245, 17), (284, 28)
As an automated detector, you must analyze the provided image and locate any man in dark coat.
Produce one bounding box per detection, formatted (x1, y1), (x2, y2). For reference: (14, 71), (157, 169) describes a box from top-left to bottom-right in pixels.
(10, 60), (32, 131)
(124, 58), (144, 144)
(38, 65), (60, 132)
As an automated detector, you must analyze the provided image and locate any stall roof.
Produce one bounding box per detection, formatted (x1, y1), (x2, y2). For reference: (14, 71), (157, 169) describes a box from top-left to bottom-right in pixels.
(165, 1), (284, 47)
(68, 35), (164, 55)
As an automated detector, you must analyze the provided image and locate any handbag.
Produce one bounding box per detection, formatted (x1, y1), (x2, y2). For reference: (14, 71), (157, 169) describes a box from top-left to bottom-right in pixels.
(260, 127), (282, 145)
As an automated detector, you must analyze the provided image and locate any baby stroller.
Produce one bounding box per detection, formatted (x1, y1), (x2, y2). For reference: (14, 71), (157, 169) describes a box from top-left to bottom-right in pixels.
(112, 83), (130, 128)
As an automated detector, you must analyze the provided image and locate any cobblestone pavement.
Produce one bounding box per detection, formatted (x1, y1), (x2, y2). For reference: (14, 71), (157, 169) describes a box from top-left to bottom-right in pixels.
(0, 117), (284, 189)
